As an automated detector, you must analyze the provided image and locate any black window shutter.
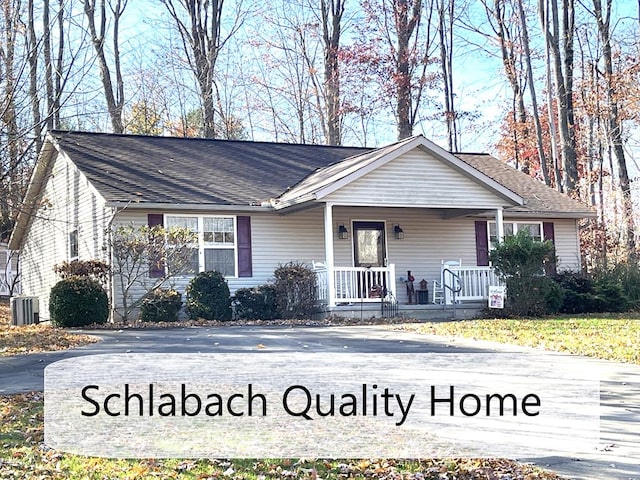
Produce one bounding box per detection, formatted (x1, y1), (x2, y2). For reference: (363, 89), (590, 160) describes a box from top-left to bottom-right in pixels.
(543, 221), (557, 275)
(475, 221), (489, 266)
(237, 216), (252, 277)
(147, 214), (164, 278)
(543, 222), (555, 243)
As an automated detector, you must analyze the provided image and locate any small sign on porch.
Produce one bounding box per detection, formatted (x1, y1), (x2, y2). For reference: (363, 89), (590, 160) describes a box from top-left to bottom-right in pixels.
(488, 285), (506, 309)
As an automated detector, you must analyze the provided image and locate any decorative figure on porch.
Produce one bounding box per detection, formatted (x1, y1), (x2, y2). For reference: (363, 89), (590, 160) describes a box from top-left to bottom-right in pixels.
(405, 270), (415, 304)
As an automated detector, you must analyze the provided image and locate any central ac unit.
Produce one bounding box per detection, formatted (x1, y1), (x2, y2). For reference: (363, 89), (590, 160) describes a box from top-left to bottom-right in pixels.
(10, 296), (40, 326)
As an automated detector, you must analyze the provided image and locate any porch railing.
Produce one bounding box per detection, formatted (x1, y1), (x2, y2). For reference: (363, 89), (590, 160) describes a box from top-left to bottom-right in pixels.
(446, 265), (503, 302)
(313, 264), (329, 305)
(313, 264), (396, 305)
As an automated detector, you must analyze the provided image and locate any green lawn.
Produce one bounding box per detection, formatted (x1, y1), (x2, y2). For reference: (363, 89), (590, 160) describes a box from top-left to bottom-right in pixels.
(0, 393), (564, 479)
(397, 316), (640, 364)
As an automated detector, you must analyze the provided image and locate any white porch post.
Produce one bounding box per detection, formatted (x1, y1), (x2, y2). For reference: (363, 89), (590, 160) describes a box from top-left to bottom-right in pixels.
(495, 208), (505, 243)
(323, 202), (336, 307)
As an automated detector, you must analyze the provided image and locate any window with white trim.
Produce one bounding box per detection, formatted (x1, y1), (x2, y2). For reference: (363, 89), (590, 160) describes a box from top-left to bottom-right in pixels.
(69, 229), (79, 259)
(165, 215), (237, 277)
(488, 221), (542, 249)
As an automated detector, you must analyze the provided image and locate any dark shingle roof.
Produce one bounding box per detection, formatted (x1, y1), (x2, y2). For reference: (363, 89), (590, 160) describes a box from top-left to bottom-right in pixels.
(457, 153), (593, 216)
(51, 131), (368, 205)
(49, 131), (593, 217)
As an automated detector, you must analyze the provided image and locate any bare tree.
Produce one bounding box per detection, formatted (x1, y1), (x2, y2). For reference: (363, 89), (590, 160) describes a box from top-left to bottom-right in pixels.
(539, 0), (579, 194)
(438, 0), (458, 151)
(484, 0), (528, 169)
(395, 0), (423, 139)
(83, 0), (127, 133)
(590, 0), (635, 252)
(0, 0), (22, 239)
(516, 0), (550, 184)
(348, 0), (438, 141)
(161, 0), (244, 138)
(319, 0), (345, 145)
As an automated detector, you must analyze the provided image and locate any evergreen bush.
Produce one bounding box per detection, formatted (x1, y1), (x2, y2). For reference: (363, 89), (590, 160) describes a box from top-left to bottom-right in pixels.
(140, 289), (183, 322)
(490, 230), (560, 316)
(49, 277), (109, 327)
(234, 285), (279, 320)
(185, 271), (232, 321)
(553, 271), (629, 313)
(593, 259), (640, 309)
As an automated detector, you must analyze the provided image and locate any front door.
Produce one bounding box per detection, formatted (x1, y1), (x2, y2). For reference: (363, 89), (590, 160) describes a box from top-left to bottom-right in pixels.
(353, 221), (386, 267)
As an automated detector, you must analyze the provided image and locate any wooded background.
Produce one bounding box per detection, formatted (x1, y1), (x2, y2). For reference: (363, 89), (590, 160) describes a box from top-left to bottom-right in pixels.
(1, 0), (638, 270)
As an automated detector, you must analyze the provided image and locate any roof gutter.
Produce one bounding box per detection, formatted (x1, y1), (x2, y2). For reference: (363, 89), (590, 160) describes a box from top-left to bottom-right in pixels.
(502, 210), (597, 219)
(270, 193), (318, 210)
(106, 202), (273, 212)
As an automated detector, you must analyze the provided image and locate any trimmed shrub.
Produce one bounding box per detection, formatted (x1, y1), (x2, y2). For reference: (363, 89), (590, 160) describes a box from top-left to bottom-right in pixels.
(234, 285), (279, 320)
(273, 262), (317, 319)
(186, 271), (232, 321)
(140, 289), (183, 322)
(49, 277), (109, 327)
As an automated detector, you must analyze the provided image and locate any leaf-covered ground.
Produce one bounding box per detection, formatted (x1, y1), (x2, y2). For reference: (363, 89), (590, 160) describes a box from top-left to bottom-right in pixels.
(395, 316), (640, 364)
(0, 300), (98, 356)
(0, 393), (564, 480)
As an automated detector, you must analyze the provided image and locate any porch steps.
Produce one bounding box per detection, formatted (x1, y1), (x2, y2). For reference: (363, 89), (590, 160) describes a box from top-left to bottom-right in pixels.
(326, 301), (486, 322)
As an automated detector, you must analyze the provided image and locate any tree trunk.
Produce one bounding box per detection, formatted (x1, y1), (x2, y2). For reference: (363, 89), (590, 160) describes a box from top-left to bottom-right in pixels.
(517, 0), (550, 185)
(162, 0), (242, 139)
(492, 0), (528, 171)
(593, 0), (636, 253)
(0, 0), (20, 232)
(27, 0), (43, 153)
(394, 0), (422, 140)
(83, 0), (126, 134)
(320, 0), (344, 145)
(439, 0), (457, 151)
(542, 0), (578, 194)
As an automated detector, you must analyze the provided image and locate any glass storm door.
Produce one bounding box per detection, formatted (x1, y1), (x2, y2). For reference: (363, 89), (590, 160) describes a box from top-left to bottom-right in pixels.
(353, 221), (386, 267)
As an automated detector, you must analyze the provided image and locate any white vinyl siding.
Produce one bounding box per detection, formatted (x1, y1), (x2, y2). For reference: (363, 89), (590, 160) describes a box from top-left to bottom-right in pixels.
(19, 151), (112, 319)
(113, 209), (584, 308)
(332, 207), (478, 304)
(324, 150), (513, 209)
(553, 219), (582, 271)
(111, 208), (328, 307)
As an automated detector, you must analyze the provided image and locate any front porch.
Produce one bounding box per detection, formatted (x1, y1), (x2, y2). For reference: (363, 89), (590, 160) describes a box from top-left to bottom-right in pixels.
(313, 263), (502, 319)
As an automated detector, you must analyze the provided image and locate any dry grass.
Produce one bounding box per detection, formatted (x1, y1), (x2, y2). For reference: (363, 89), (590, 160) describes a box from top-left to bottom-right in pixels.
(0, 299), (98, 356)
(0, 392), (565, 480)
(396, 316), (640, 364)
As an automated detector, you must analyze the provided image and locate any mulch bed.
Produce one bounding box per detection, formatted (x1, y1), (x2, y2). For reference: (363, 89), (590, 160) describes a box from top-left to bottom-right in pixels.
(74, 315), (424, 330)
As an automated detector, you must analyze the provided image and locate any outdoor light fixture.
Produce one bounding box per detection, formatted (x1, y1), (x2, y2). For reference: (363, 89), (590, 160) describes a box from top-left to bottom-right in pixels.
(394, 224), (404, 239)
(338, 224), (349, 240)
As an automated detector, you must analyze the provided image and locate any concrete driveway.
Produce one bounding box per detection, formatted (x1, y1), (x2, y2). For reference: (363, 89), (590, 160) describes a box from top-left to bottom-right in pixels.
(0, 324), (638, 480)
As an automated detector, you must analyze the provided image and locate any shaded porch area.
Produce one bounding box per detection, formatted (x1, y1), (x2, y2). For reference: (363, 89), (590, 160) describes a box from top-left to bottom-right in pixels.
(313, 262), (502, 319)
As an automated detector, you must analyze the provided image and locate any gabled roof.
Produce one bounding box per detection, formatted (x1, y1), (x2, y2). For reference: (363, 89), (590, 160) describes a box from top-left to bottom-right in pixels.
(49, 130), (368, 206)
(273, 135), (524, 208)
(9, 130), (594, 250)
(457, 153), (594, 217)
